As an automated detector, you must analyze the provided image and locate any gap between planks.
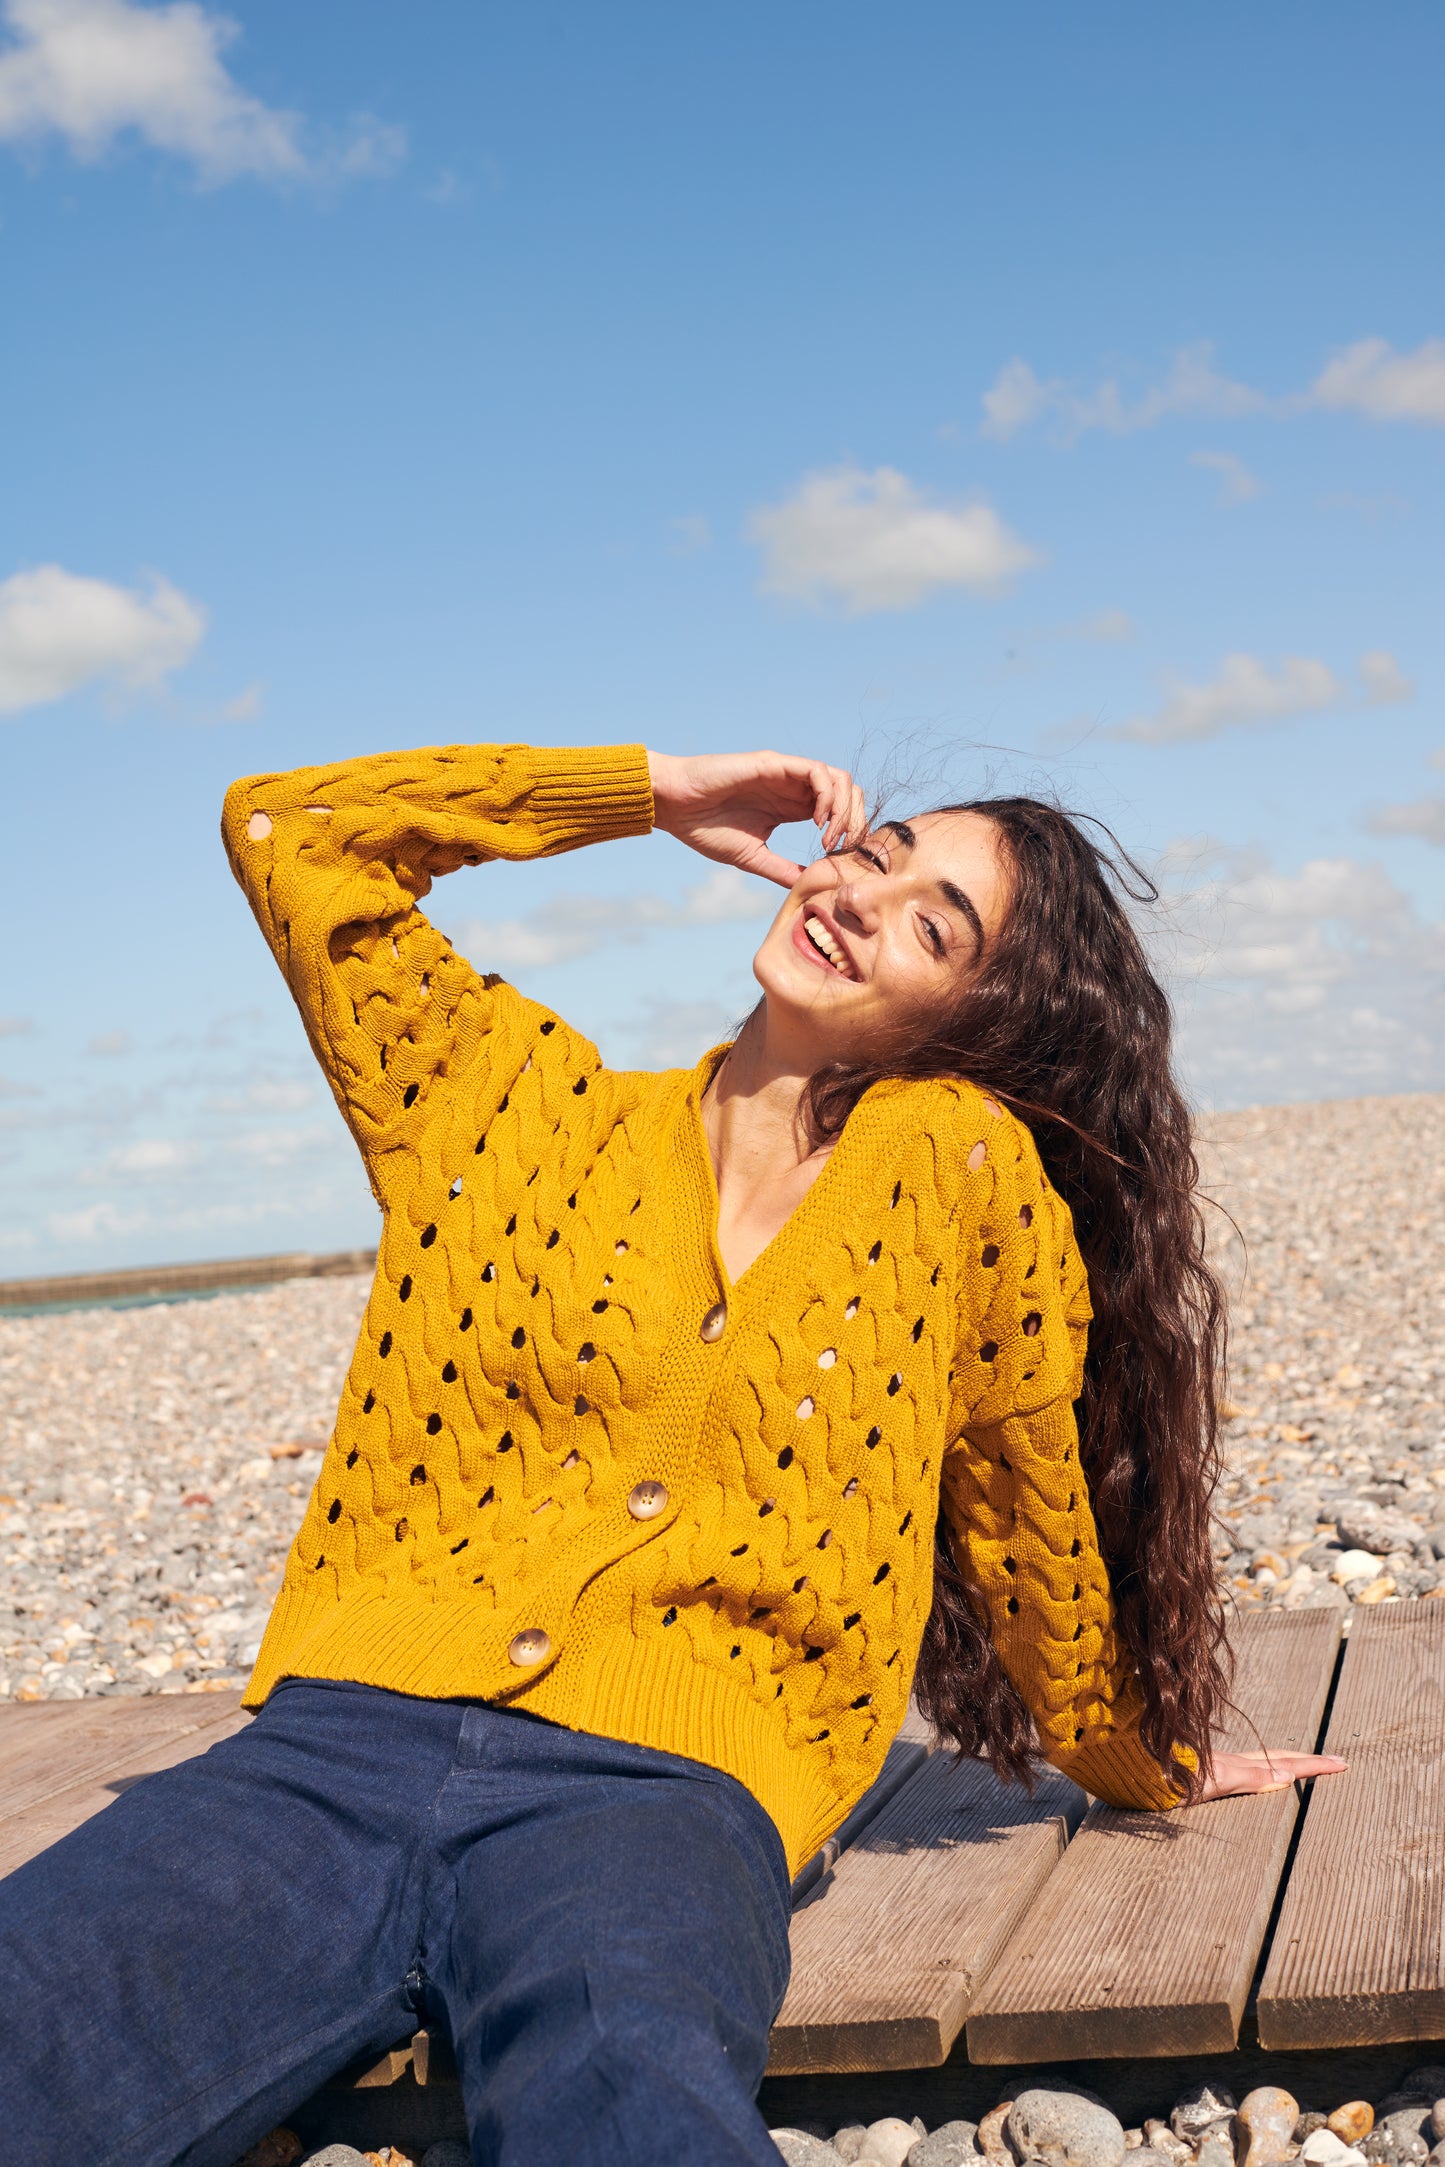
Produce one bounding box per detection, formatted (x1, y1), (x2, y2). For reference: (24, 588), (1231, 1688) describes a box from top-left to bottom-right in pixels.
(966, 1606), (1341, 2063)
(1257, 1602), (1445, 2049)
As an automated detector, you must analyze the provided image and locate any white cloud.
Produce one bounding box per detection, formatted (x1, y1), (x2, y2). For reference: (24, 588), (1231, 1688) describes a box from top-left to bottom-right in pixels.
(981, 343), (1265, 443)
(620, 999), (740, 1069)
(1367, 796), (1445, 846)
(1191, 449), (1262, 504)
(1111, 649), (1412, 745)
(0, 0), (404, 185)
(1308, 338), (1445, 426)
(48, 1198), (148, 1244)
(221, 681), (264, 721)
(0, 1015), (32, 1036)
(748, 464), (1040, 613)
(87, 1027), (131, 1054)
(0, 565), (204, 715)
(1160, 842), (1445, 1104)
(108, 1136), (198, 1173)
(454, 864), (778, 973)
(230, 1123), (332, 1165)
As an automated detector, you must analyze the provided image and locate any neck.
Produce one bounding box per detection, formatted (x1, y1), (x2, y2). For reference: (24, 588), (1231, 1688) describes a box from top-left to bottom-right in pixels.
(700, 1002), (827, 1182)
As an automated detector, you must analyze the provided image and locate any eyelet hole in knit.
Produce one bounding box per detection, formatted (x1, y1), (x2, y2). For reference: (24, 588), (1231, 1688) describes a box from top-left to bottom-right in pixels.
(777, 1445), (794, 1469)
(844, 1298), (859, 1318)
(411, 1464), (427, 1484)
(246, 810), (272, 840)
(403, 1083), (419, 1108)
(843, 1477), (859, 1498)
(615, 1239), (629, 1256)
(818, 1347), (836, 1368)
(867, 1240), (881, 1264)
(979, 1340), (998, 1363)
(967, 1140), (987, 1171)
(442, 1360), (458, 1383)
(449, 1176), (462, 1199)
(1018, 1204), (1034, 1229)
(1022, 1312), (1042, 1337)
(865, 1426), (881, 1448)
(981, 1243), (1000, 1268)
(796, 1395), (814, 1419)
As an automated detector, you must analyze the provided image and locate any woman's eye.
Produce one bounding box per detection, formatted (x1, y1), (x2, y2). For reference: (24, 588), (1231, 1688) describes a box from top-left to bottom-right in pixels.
(922, 917), (946, 955)
(852, 844), (886, 871)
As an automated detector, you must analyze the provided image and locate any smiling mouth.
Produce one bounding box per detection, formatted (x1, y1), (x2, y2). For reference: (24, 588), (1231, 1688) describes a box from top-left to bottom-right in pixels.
(800, 909), (854, 976)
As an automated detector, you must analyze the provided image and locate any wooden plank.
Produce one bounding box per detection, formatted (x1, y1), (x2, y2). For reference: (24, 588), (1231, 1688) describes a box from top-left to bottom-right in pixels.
(966, 1605), (1341, 2063)
(0, 1701), (249, 1879)
(1257, 1602), (1445, 2048)
(767, 1751), (1085, 2075)
(791, 1736), (931, 1905)
(0, 1691), (246, 1821)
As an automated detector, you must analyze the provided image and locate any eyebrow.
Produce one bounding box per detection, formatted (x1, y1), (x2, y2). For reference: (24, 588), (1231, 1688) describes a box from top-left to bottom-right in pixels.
(880, 820), (987, 957)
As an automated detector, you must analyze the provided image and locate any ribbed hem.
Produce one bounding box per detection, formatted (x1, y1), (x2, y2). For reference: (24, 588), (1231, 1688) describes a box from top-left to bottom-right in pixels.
(244, 1589), (842, 1876)
(1059, 1726), (1182, 1810)
(516, 1628), (843, 1876)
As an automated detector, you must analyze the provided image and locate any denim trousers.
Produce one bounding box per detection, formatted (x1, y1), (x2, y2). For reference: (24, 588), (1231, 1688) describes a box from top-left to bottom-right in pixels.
(0, 1679), (795, 2167)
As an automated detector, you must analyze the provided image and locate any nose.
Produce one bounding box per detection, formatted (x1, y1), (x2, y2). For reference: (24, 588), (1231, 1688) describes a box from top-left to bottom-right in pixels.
(829, 868), (881, 933)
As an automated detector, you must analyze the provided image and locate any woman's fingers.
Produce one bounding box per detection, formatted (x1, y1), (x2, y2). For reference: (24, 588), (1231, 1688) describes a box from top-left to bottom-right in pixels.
(1201, 1748), (1349, 1800)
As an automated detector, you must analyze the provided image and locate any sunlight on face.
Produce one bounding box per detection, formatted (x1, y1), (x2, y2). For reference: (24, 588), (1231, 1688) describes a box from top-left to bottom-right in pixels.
(751, 810), (1011, 1061)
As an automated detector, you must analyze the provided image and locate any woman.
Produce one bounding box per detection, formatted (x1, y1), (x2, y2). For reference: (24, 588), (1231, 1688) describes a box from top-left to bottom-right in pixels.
(1, 740), (1342, 2167)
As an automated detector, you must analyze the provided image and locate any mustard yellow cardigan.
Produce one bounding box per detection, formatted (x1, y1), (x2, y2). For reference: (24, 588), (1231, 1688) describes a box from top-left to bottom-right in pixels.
(222, 741), (1177, 1872)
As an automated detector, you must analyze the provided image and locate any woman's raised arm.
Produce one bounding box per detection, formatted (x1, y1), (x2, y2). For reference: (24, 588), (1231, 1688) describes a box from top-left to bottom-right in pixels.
(221, 742), (653, 1196)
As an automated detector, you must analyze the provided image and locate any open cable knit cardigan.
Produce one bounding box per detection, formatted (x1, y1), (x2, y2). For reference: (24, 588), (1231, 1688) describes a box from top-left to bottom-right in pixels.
(222, 741), (1178, 1873)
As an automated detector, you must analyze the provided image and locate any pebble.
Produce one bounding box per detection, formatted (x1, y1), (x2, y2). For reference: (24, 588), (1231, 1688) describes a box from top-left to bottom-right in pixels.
(1171, 2086), (1237, 2147)
(1302, 2133), (1367, 2167)
(976, 2104), (1016, 2167)
(1237, 2088), (1301, 2167)
(772, 2135), (846, 2167)
(299, 2151), (369, 2166)
(1009, 2087), (1126, 2167)
(1434, 2112), (1445, 2147)
(1331, 2110), (1377, 2145)
(906, 2123), (982, 2167)
(855, 2119), (926, 2167)
(1197, 2140), (1233, 2167)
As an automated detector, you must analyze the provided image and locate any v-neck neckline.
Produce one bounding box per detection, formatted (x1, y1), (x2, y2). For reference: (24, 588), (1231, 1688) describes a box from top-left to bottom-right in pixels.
(682, 1044), (853, 1299)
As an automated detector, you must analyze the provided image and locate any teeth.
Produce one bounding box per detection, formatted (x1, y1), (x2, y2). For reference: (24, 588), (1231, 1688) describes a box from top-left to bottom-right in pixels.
(804, 915), (847, 972)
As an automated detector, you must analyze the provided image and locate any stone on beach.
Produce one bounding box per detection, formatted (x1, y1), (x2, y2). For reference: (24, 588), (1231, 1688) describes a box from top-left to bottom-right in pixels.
(906, 2122), (982, 2166)
(1236, 2088), (1301, 2167)
(1170, 2085), (1237, 2146)
(772, 2133), (846, 2167)
(1331, 2109), (1377, 2146)
(1008, 2088), (1126, 2167)
(854, 2118), (926, 2167)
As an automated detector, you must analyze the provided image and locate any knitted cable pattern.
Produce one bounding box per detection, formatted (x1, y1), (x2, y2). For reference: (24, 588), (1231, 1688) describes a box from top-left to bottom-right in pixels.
(222, 742), (1177, 1873)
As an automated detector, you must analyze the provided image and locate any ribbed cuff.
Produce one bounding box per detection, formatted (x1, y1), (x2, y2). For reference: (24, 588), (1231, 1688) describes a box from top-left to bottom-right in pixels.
(1058, 1725), (1183, 1810)
(514, 743), (655, 855)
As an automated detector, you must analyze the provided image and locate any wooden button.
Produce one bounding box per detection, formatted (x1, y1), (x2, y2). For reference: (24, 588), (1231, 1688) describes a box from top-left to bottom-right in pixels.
(700, 1301), (727, 1342)
(508, 1628), (551, 1667)
(627, 1480), (669, 1521)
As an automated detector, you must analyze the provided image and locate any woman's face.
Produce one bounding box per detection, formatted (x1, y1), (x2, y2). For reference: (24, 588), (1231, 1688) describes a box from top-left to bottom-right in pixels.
(752, 810), (1011, 1062)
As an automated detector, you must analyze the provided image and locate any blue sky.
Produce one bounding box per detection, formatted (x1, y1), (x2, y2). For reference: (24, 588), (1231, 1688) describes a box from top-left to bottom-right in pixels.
(3, 0), (1443, 1275)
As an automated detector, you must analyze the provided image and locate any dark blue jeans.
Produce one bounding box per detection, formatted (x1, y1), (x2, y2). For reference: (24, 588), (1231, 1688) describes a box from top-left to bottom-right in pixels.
(0, 1680), (794, 2167)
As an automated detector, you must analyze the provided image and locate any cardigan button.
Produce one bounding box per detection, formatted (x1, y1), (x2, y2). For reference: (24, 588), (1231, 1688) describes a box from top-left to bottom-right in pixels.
(700, 1301), (727, 1342)
(508, 1628), (551, 1667)
(627, 1480), (669, 1521)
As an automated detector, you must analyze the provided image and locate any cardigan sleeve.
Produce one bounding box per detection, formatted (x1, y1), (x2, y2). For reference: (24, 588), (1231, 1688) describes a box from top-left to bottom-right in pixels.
(940, 1097), (1183, 1811)
(220, 743), (654, 1199)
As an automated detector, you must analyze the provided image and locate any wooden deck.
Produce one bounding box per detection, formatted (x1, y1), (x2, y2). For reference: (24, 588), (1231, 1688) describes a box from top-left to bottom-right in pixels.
(1, 1605), (1439, 2076)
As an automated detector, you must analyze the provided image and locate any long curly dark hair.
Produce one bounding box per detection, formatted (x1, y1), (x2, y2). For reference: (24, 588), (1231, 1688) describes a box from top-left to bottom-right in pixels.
(800, 796), (1231, 1799)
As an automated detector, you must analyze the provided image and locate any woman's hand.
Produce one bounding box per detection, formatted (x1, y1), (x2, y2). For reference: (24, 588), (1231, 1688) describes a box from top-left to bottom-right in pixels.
(647, 749), (868, 888)
(1198, 1748), (1348, 1800)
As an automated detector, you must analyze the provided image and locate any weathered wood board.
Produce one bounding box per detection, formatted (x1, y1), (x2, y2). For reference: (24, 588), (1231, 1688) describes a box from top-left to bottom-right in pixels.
(1257, 1602), (1445, 2048)
(0, 1692), (248, 1878)
(768, 1751), (1085, 2075)
(966, 1606), (1341, 2063)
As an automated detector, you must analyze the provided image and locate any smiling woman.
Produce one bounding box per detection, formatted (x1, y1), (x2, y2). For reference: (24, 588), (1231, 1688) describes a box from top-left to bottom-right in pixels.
(0, 740), (1345, 2167)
